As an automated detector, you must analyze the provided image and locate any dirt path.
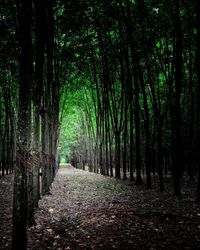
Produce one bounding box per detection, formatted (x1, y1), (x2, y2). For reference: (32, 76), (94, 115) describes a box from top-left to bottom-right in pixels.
(27, 165), (200, 250)
(0, 174), (13, 250)
(0, 165), (200, 249)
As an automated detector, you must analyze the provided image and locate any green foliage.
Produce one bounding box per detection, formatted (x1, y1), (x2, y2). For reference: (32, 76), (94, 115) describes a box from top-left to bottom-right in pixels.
(59, 107), (82, 162)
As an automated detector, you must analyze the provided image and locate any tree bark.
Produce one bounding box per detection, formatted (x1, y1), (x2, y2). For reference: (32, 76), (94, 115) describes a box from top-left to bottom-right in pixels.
(196, 0), (200, 202)
(12, 0), (33, 248)
(173, 0), (183, 196)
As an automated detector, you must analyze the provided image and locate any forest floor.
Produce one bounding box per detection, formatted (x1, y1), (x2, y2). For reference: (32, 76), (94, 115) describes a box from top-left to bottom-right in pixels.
(0, 174), (13, 249)
(0, 165), (200, 250)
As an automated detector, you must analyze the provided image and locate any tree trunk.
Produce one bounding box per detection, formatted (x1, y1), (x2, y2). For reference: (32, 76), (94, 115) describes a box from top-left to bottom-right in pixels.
(196, 0), (200, 202)
(173, 0), (183, 196)
(123, 98), (128, 180)
(115, 131), (121, 179)
(33, 0), (45, 205)
(129, 102), (134, 181)
(12, 0), (33, 247)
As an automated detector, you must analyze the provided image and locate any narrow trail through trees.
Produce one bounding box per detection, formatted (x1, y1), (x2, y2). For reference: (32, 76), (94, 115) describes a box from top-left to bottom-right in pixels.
(1, 165), (200, 249)
(26, 165), (199, 250)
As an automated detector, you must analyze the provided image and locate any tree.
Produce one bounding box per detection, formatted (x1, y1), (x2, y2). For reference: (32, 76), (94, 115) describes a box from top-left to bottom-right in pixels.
(12, 0), (33, 248)
(196, 0), (200, 202)
(173, 0), (183, 196)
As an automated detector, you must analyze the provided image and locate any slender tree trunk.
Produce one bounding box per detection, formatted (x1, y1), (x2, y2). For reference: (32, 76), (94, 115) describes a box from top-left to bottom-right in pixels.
(124, 0), (142, 185)
(129, 102), (134, 181)
(136, 0), (151, 188)
(138, 66), (151, 188)
(109, 121), (113, 177)
(196, 0), (200, 202)
(173, 0), (183, 196)
(33, 0), (45, 205)
(41, 108), (48, 195)
(123, 98), (128, 180)
(115, 131), (121, 179)
(12, 0), (32, 247)
(157, 121), (164, 192)
(134, 75), (142, 185)
(44, 0), (54, 190)
(105, 112), (109, 176)
(8, 90), (16, 175)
